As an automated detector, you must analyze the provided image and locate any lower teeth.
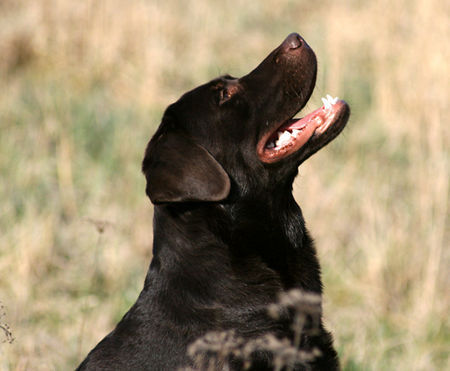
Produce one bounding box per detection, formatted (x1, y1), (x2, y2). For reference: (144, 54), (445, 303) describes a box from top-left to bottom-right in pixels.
(266, 126), (305, 150)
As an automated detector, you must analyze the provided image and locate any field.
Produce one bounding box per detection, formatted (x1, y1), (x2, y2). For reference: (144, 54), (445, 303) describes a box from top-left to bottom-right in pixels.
(0, 0), (448, 369)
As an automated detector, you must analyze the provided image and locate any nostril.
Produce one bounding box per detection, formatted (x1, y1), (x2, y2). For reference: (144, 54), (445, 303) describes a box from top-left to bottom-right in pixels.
(286, 33), (302, 49)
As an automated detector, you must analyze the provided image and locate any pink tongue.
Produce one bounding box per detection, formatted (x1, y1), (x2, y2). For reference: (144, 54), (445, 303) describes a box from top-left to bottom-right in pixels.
(280, 106), (326, 131)
(282, 118), (307, 130)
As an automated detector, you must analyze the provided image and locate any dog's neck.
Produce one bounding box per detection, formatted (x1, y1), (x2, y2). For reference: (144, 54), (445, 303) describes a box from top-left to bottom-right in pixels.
(138, 196), (323, 339)
(146, 195), (322, 295)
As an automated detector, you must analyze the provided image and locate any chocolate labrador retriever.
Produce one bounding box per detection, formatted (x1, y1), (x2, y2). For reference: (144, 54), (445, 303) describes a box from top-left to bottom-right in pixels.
(78, 33), (350, 370)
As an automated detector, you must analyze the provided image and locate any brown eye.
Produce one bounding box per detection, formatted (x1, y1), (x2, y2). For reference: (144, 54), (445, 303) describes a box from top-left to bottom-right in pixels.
(216, 78), (239, 106)
(221, 89), (230, 99)
(219, 89), (231, 105)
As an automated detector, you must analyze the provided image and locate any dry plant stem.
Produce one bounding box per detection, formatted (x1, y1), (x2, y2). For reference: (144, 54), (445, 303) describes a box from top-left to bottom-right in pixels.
(185, 290), (323, 370)
(0, 303), (14, 345)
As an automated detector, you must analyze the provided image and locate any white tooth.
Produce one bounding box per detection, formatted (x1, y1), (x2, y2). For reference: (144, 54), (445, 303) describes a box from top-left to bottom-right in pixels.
(322, 97), (331, 110)
(279, 131), (292, 141)
(292, 129), (300, 137)
(277, 131), (284, 139)
(326, 94), (334, 104)
(275, 131), (292, 146)
(267, 141), (275, 149)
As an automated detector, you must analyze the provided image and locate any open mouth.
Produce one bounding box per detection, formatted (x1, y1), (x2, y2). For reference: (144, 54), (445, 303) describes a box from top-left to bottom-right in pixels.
(257, 94), (349, 163)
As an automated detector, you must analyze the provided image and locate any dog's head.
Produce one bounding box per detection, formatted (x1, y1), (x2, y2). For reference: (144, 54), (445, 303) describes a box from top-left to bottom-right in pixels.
(143, 33), (350, 204)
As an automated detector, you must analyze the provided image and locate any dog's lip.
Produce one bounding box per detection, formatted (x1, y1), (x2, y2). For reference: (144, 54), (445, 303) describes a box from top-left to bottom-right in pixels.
(257, 99), (349, 164)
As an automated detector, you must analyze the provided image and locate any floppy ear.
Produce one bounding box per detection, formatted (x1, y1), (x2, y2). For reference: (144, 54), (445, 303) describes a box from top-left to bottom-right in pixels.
(142, 132), (230, 204)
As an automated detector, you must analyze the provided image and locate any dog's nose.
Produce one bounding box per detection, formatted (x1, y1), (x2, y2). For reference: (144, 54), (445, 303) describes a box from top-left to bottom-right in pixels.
(284, 33), (303, 50)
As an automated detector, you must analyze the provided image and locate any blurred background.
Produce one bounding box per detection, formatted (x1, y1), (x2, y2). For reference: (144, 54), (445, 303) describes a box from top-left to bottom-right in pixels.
(0, 0), (448, 369)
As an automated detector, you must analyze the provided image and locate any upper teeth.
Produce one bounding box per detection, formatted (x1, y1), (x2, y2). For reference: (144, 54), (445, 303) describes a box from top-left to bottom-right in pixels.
(321, 94), (339, 110)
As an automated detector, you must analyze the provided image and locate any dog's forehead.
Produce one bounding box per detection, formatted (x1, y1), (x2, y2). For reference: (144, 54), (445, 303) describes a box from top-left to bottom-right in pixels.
(169, 82), (217, 119)
(184, 77), (221, 98)
(175, 75), (238, 106)
(163, 77), (240, 132)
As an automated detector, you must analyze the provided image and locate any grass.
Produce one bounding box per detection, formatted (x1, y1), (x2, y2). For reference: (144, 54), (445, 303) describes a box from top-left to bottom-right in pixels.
(0, 0), (448, 369)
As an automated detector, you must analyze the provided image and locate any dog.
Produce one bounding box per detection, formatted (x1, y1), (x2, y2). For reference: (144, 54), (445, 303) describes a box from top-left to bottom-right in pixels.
(77, 33), (350, 370)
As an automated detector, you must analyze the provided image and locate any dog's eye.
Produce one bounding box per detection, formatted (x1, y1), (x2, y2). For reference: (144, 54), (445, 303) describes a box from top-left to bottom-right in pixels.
(216, 79), (239, 106)
(219, 89), (232, 105)
(220, 89), (230, 100)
